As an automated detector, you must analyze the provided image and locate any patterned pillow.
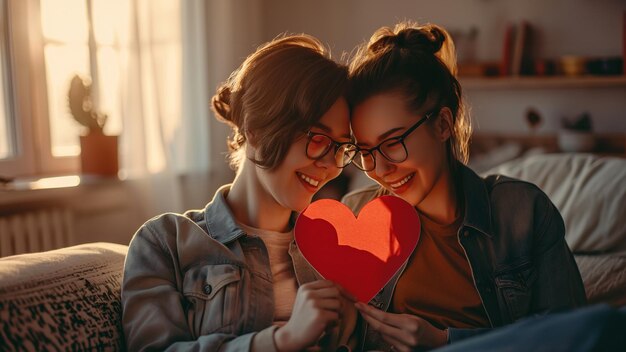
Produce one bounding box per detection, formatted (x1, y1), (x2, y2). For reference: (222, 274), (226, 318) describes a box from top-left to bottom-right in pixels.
(0, 242), (128, 351)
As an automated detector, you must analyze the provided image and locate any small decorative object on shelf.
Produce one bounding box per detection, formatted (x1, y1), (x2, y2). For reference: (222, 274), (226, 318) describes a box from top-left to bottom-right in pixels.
(68, 74), (119, 177)
(586, 57), (624, 76)
(558, 112), (595, 153)
(525, 107), (542, 132)
(559, 56), (587, 76)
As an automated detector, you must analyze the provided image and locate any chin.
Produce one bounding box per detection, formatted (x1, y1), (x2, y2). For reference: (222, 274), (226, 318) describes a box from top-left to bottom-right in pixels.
(287, 195), (313, 213)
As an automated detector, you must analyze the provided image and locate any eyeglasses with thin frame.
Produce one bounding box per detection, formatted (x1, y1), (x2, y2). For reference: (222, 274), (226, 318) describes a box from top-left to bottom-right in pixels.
(305, 131), (358, 168)
(352, 110), (437, 172)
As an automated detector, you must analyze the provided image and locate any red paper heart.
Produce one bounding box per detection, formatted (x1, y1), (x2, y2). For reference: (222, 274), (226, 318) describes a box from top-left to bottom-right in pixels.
(295, 195), (420, 302)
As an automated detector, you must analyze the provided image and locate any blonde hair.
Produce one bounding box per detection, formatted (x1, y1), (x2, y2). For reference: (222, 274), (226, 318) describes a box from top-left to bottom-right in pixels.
(212, 34), (348, 170)
(348, 21), (471, 164)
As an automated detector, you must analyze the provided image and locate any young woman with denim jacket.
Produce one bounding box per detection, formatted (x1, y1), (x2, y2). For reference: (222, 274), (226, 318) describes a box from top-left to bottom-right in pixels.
(121, 35), (360, 351)
(342, 22), (587, 351)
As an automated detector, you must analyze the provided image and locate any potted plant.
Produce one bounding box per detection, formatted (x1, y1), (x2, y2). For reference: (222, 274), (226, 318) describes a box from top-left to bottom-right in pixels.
(68, 74), (119, 176)
(557, 112), (595, 153)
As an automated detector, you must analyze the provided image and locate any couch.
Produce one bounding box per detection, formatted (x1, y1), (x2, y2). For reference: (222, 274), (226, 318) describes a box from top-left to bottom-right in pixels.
(0, 243), (127, 350)
(1, 153), (624, 350)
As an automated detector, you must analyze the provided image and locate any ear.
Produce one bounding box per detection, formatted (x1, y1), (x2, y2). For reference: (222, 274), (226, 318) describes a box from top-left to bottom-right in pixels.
(435, 107), (453, 142)
(244, 129), (255, 144)
(240, 130), (256, 159)
(244, 143), (255, 160)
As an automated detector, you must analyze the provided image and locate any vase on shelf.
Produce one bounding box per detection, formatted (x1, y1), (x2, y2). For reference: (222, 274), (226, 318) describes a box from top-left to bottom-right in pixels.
(557, 130), (595, 153)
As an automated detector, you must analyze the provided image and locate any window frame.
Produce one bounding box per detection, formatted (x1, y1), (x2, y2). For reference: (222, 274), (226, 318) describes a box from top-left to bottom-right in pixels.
(0, 0), (81, 178)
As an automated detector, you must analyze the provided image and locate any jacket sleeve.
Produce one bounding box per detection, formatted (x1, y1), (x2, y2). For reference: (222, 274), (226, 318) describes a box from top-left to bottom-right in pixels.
(449, 190), (587, 344)
(529, 195), (587, 311)
(121, 224), (279, 352)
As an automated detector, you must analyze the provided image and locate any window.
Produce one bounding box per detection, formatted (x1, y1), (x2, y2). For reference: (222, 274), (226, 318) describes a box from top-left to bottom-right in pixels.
(0, 0), (13, 161)
(0, 0), (127, 178)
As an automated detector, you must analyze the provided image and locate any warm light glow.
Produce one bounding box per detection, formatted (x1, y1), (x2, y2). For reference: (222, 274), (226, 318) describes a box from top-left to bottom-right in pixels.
(40, 0), (87, 43)
(40, 0), (127, 157)
(38, 0), (181, 172)
(29, 175), (81, 190)
(44, 45), (88, 157)
(92, 0), (130, 45)
(96, 47), (122, 136)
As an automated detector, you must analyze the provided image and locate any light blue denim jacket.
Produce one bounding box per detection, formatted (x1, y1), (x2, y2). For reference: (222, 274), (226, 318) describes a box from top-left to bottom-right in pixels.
(121, 185), (356, 351)
(342, 163), (586, 350)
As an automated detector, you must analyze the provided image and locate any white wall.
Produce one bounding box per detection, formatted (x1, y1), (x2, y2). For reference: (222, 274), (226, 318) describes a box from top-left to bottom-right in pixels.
(262, 0), (624, 61)
(257, 0), (626, 133)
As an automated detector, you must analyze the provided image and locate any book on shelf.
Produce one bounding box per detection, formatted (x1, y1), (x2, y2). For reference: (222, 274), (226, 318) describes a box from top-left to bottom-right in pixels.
(500, 21), (533, 76)
(499, 24), (515, 76)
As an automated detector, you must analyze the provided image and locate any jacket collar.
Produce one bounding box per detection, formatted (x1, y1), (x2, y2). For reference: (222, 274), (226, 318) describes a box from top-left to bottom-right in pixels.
(204, 184), (246, 244)
(458, 163), (494, 238)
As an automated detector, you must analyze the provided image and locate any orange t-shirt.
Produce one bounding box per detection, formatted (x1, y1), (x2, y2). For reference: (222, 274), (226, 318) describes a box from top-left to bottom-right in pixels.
(391, 212), (489, 329)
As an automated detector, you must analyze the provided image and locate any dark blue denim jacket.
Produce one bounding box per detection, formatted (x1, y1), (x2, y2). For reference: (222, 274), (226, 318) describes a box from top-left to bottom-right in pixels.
(342, 163), (587, 350)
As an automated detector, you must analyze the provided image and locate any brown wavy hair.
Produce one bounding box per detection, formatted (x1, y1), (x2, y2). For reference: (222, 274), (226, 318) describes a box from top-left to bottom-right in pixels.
(211, 34), (348, 170)
(348, 21), (471, 165)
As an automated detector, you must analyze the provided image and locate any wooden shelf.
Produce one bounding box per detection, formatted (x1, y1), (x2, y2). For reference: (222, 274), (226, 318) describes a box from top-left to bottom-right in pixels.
(470, 133), (626, 156)
(460, 75), (626, 90)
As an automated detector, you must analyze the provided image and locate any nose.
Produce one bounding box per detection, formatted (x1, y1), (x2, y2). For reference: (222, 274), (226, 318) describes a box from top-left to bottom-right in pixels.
(313, 148), (340, 171)
(373, 151), (395, 178)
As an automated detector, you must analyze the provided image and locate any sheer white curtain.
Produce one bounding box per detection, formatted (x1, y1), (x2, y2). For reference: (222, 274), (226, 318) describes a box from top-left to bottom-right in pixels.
(115, 0), (263, 218)
(118, 0), (211, 217)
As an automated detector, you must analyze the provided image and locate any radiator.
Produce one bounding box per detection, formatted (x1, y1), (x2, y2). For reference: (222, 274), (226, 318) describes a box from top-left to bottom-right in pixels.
(0, 208), (74, 257)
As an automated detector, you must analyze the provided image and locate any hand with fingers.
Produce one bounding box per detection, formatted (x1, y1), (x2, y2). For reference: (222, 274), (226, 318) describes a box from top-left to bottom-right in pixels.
(355, 302), (448, 352)
(274, 280), (355, 352)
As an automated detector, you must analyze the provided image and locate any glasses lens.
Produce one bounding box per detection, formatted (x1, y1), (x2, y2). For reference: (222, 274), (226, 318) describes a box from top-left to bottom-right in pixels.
(306, 133), (332, 159)
(353, 150), (375, 171)
(335, 143), (358, 167)
(380, 138), (407, 162)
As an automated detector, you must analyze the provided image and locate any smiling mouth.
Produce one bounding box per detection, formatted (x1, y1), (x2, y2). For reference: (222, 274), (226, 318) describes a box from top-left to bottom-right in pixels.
(297, 172), (321, 188)
(390, 173), (414, 189)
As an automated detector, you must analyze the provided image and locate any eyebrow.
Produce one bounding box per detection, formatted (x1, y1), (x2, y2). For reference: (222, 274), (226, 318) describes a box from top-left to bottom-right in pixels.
(311, 122), (352, 140)
(356, 127), (405, 147)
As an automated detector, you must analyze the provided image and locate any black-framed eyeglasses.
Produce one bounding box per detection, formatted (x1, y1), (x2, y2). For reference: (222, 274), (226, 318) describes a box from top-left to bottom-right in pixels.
(305, 131), (358, 168)
(352, 110), (437, 171)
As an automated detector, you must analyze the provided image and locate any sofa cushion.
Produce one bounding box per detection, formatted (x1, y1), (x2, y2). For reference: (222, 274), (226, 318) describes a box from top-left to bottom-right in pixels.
(575, 253), (626, 307)
(0, 242), (128, 351)
(484, 153), (626, 254)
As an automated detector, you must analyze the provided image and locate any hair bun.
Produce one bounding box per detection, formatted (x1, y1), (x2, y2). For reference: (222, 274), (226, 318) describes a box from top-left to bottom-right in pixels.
(368, 33), (397, 54)
(396, 26), (445, 55)
(211, 85), (233, 124)
(367, 24), (446, 56)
